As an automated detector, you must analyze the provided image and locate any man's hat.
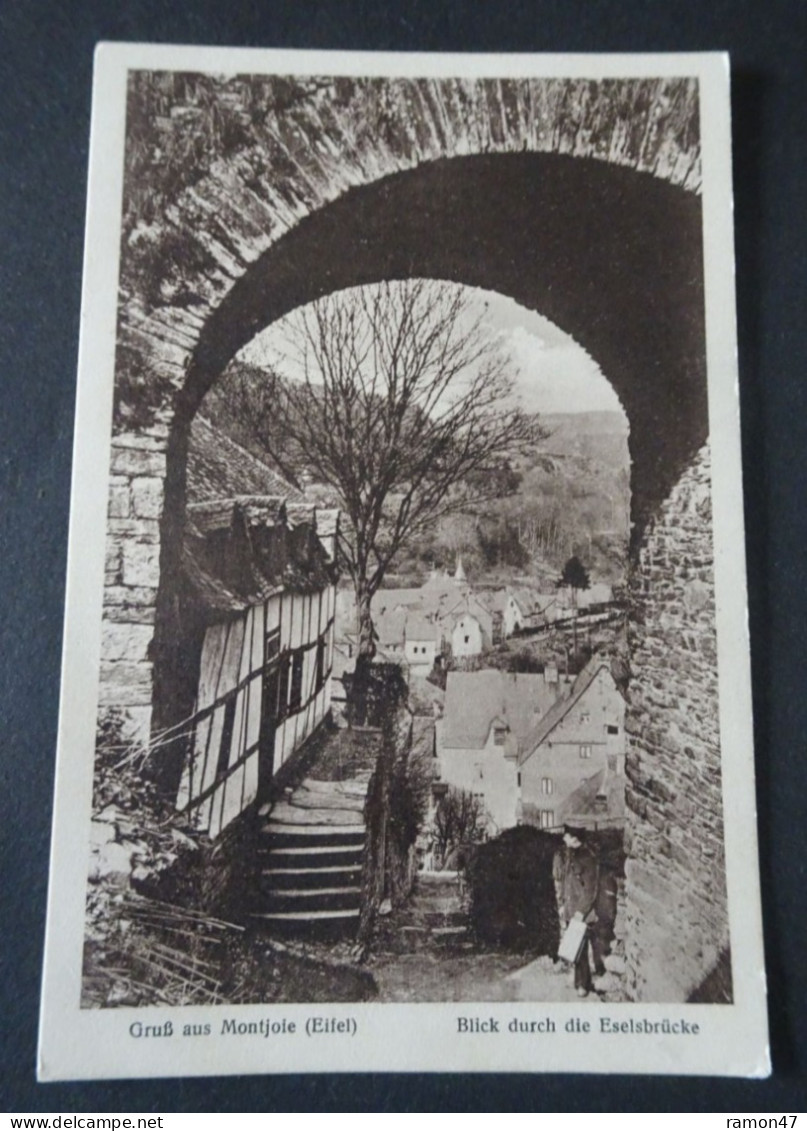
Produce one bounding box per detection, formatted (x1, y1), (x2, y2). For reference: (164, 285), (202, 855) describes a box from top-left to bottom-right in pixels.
(563, 824), (586, 839)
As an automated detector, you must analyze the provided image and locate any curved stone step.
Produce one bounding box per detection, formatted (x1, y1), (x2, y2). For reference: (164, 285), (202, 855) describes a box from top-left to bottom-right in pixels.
(267, 845), (365, 869)
(263, 828), (365, 852)
(288, 790), (365, 813)
(266, 803), (365, 828)
(253, 909), (360, 922)
(264, 865), (363, 890)
(260, 887), (361, 913)
(266, 885), (361, 899)
(302, 777), (369, 797)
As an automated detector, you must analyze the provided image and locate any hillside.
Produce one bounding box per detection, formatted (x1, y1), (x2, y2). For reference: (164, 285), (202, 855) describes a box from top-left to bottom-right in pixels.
(200, 364), (631, 589)
(390, 410), (630, 588)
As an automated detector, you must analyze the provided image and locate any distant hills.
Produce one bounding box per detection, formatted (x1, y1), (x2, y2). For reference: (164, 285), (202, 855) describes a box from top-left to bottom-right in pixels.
(386, 409), (630, 589)
(201, 364), (631, 590)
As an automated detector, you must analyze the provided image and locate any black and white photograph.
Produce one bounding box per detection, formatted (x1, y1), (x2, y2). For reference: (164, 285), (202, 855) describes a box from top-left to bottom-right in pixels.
(37, 46), (767, 1080)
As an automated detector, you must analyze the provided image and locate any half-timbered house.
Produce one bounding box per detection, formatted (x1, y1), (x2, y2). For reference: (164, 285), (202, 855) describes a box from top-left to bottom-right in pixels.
(173, 419), (339, 840)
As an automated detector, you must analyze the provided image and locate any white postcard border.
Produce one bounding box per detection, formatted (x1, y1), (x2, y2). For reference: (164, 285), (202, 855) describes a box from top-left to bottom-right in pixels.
(38, 46), (769, 1081)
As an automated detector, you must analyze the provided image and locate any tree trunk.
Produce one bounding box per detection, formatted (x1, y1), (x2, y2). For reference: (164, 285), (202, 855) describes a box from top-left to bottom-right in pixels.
(355, 581), (377, 661)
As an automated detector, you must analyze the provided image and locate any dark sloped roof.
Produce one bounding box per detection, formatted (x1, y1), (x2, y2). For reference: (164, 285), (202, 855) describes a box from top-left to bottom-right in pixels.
(375, 606), (407, 647)
(187, 496), (286, 536)
(183, 498), (336, 616)
(559, 767), (626, 826)
(187, 415), (305, 505)
(374, 588), (430, 613)
(405, 611), (437, 641)
(183, 418), (337, 615)
(286, 502), (317, 528)
(442, 670), (559, 750)
(519, 656), (615, 766)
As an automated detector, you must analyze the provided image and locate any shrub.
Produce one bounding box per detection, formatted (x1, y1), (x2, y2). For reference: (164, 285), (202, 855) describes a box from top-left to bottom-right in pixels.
(467, 825), (560, 952)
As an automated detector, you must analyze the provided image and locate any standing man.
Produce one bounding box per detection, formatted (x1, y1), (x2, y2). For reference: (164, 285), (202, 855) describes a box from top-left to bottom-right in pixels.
(553, 824), (600, 997)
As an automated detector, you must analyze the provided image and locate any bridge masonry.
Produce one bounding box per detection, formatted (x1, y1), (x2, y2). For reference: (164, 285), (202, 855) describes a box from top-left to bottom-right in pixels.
(94, 72), (728, 1001)
(100, 425), (169, 740)
(624, 445), (728, 1001)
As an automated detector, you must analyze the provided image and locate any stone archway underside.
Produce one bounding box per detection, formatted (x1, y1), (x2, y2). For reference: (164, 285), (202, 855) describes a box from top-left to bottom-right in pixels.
(177, 151), (706, 534)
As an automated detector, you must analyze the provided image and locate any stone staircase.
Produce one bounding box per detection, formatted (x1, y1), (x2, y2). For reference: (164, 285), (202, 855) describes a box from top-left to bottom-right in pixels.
(252, 745), (375, 939)
(373, 871), (472, 954)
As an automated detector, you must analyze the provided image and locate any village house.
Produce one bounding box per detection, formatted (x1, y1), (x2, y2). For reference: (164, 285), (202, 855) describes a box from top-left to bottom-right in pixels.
(404, 611), (439, 676)
(435, 668), (565, 831)
(518, 655), (625, 830)
(433, 654), (625, 836)
(502, 587), (540, 635)
(436, 590), (495, 659)
(173, 418), (339, 839)
(449, 608), (486, 658)
(333, 558), (471, 675)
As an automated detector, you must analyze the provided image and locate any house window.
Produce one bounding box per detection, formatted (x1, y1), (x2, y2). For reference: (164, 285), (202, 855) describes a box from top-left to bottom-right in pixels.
(539, 809), (555, 829)
(607, 724), (619, 735)
(265, 627), (280, 662)
(493, 726), (506, 746)
(580, 744), (592, 759)
(517, 772), (522, 787)
(541, 777), (554, 795)
(464, 635), (470, 644)
(289, 651), (304, 712)
(580, 712), (590, 724)
(277, 655), (291, 717)
(315, 638), (326, 692)
(215, 696), (237, 780)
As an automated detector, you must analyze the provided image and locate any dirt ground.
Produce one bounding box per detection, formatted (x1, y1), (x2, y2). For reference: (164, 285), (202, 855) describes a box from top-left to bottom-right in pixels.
(367, 949), (622, 1003)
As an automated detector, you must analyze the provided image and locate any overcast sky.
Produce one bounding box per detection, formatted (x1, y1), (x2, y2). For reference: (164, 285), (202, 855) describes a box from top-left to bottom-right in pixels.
(240, 285), (624, 417)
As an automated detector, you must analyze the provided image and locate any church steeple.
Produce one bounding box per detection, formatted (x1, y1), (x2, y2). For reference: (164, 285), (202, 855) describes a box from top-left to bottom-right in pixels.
(454, 554), (466, 583)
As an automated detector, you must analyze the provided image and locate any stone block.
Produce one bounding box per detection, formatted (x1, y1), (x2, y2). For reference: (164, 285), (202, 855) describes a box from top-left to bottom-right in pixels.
(101, 622), (154, 663)
(108, 517), (160, 543)
(131, 476), (165, 520)
(98, 661), (153, 707)
(108, 484), (131, 519)
(112, 431), (168, 452)
(104, 541), (122, 579)
(89, 840), (135, 882)
(110, 445), (166, 478)
(104, 605), (157, 625)
(103, 585), (159, 610)
(121, 541), (160, 589)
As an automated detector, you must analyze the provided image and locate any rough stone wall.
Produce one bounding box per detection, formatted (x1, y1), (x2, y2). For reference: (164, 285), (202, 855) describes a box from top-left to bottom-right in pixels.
(624, 445), (728, 1001)
(99, 424), (169, 740)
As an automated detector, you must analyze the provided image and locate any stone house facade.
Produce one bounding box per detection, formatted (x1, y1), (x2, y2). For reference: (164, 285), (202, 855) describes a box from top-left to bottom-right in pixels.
(519, 657), (625, 830)
(435, 669), (563, 831)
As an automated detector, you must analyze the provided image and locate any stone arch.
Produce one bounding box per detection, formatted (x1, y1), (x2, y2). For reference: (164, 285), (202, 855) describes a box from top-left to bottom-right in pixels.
(150, 149), (703, 741)
(104, 72), (723, 1001)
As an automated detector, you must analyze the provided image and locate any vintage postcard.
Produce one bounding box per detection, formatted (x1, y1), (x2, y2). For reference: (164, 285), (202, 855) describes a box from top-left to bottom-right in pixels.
(38, 45), (769, 1079)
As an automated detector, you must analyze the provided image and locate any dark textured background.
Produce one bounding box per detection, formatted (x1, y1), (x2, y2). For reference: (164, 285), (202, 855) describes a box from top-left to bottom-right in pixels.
(1, 0), (804, 1112)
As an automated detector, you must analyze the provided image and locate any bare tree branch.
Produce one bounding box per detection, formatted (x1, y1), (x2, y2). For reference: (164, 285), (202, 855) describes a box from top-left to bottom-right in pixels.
(220, 279), (548, 657)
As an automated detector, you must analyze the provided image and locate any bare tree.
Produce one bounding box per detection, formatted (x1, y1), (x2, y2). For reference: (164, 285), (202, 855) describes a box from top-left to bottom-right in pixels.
(223, 279), (545, 658)
(433, 787), (489, 861)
